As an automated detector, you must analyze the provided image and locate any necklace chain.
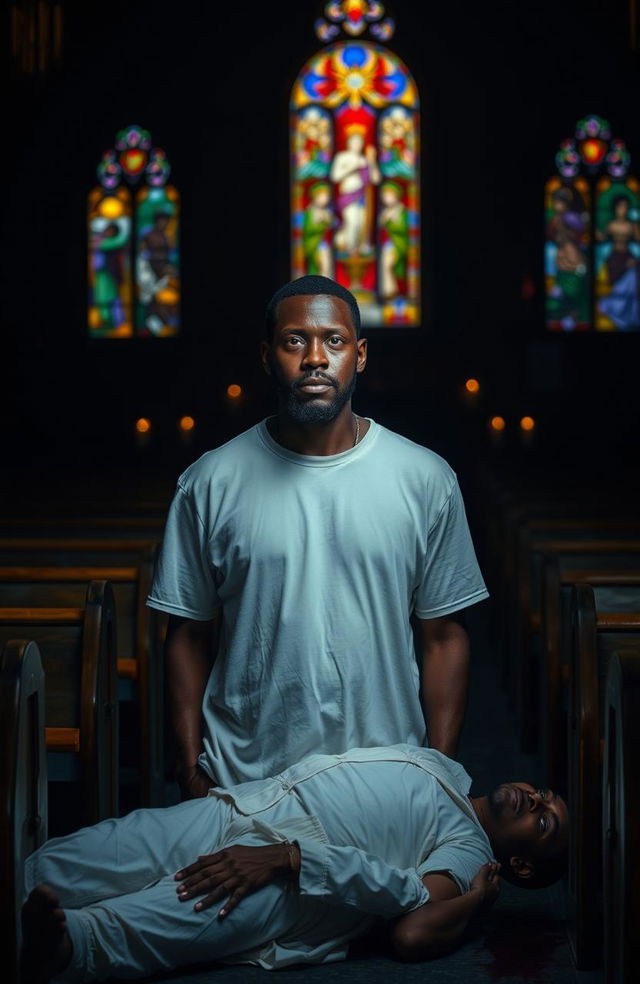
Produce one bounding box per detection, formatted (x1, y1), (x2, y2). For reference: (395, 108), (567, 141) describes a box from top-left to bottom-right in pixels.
(353, 413), (360, 447)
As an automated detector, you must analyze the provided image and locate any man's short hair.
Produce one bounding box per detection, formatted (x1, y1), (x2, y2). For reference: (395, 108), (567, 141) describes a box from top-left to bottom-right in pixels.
(501, 850), (568, 890)
(265, 275), (361, 340)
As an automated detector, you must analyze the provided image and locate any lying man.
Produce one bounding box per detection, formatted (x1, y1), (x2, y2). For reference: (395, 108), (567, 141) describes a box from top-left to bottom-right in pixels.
(21, 745), (568, 983)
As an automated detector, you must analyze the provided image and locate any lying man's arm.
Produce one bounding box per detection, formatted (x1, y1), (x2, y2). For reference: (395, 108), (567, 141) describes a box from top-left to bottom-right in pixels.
(176, 840), (429, 919)
(391, 862), (500, 961)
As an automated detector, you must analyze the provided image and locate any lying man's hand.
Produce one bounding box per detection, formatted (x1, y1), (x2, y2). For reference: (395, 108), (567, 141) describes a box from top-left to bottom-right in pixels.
(175, 843), (297, 918)
(470, 861), (501, 912)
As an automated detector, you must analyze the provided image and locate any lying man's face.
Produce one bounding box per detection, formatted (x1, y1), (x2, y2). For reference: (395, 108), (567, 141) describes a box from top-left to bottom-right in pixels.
(485, 782), (569, 887)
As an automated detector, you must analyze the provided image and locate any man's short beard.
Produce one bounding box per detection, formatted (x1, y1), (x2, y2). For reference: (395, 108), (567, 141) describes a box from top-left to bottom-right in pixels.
(271, 367), (358, 425)
(487, 785), (509, 819)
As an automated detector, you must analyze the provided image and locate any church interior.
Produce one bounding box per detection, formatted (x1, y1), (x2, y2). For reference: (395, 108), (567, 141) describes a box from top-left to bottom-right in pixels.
(2, 1), (640, 982)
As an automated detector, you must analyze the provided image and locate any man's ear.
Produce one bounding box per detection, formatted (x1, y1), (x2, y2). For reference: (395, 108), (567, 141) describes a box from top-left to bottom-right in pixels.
(356, 336), (368, 373)
(509, 856), (535, 881)
(260, 341), (272, 375)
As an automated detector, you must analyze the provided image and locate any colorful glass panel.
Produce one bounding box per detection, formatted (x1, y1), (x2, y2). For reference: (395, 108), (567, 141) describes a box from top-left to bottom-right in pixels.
(291, 38), (420, 327)
(88, 125), (179, 338)
(546, 117), (639, 331)
(135, 185), (181, 337)
(544, 177), (591, 331)
(87, 186), (133, 337)
(594, 175), (640, 331)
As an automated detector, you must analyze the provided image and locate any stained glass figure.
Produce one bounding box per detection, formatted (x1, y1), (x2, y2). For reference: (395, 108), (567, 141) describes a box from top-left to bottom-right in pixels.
(546, 116), (638, 332)
(594, 175), (640, 330)
(544, 177), (591, 331)
(88, 126), (180, 338)
(291, 3), (420, 327)
(88, 185), (133, 337)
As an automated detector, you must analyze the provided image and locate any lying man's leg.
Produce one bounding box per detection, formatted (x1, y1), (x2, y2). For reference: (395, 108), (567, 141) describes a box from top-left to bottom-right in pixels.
(23, 873), (305, 982)
(25, 797), (236, 909)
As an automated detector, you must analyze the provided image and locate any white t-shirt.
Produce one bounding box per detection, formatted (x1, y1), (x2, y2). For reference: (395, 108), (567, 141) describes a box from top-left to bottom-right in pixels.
(147, 418), (489, 785)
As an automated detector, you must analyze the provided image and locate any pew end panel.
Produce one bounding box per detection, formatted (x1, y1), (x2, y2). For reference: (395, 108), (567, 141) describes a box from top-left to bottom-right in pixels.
(0, 640), (47, 984)
(602, 647), (640, 984)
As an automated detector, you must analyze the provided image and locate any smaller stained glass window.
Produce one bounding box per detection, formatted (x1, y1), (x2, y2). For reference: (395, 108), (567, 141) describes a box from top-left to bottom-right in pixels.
(88, 126), (180, 338)
(545, 115), (639, 332)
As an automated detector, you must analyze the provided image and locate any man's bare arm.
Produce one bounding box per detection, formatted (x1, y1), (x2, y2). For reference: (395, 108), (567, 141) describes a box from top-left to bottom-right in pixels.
(416, 614), (470, 759)
(391, 863), (500, 961)
(165, 613), (219, 798)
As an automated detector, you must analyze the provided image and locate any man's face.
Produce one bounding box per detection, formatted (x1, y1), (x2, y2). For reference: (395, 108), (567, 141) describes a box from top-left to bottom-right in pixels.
(261, 294), (367, 425)
(615, 199), (629, 219)
(487, 781), (568, 865)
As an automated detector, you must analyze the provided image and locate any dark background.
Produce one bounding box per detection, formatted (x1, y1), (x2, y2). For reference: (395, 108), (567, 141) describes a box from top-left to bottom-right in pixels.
(3, 0), (639, 487)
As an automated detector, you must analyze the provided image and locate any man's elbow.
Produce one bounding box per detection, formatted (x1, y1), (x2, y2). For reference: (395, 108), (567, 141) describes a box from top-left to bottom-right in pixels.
(391, 920), (438, 962)
(391, 916), (462, 962)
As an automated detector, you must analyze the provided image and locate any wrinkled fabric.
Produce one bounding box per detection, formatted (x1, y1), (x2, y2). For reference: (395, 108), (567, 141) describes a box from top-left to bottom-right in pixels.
(26, 748), (492, 979)
(147, 419), (488, 786)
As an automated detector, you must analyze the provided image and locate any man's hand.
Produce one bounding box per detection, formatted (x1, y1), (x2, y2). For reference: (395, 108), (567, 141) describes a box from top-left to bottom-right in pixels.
(175, 843), (299, 918)
(470, 861), (501, 912)
(176, 763), (216, 800)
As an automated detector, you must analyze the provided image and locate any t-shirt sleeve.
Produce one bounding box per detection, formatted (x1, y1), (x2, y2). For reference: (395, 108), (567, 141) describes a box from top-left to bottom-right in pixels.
(413, 479), (489, 619)
(146, 483), (220, 620)
(417, 830), (494, 895)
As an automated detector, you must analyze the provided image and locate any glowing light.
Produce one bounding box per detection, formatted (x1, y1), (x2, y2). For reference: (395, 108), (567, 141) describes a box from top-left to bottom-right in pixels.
(99, 196), (125, 219)
(227, 384), (242, 399)
(179, 415), (195, 432)
(465, 378), (480, 394)
(135, 417), (151, 434)
(580, 138), (606, 166)
(489, 416), (506, 432)
(520, 416), (536, 432)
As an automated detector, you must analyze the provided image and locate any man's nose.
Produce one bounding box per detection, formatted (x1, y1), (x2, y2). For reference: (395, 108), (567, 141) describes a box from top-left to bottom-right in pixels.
(528, 790), (543, 811)
(302, 339), (328, 367)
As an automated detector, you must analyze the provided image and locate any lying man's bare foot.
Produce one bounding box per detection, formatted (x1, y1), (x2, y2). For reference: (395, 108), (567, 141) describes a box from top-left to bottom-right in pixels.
(21, 885), (72, 984)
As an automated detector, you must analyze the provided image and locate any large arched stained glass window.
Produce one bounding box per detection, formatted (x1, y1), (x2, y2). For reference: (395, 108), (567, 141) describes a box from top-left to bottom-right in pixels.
(88, 125), (180, 338)
(291, 2), (420, 328)
(545, 116), (640, 332)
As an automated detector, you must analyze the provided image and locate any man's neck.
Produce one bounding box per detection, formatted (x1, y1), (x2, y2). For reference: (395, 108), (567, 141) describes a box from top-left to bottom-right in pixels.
(269, 406), (366, 456)
(469, 795), (491, 836)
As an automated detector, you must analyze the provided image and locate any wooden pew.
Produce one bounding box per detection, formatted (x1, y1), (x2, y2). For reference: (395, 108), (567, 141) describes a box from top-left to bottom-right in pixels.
(0, 580), (118, 836)
(512, 535), (640, 751)
(0, 563), (164, 810)
(567, 584), (640, 970)
(0, 639), (47, 984)
(539, 561), (640, 792)
(602, 647), (640, 984)
(0, 539), (165, 806)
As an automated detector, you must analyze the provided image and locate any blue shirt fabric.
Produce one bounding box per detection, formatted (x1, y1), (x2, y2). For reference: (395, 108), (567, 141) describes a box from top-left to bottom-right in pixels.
(209, 745), (494, 968)
(147, 419), (489, 786)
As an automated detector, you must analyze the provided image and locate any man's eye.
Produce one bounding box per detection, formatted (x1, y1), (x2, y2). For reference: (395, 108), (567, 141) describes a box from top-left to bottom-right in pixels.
(540, 814), (548, 834)
(329, 336), (343, 344)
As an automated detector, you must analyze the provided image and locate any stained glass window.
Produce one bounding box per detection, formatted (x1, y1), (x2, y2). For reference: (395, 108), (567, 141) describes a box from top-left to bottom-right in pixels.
(291, 2), (420, 328)
(545, 116), (640, 332)
(88, 126), (180, 338)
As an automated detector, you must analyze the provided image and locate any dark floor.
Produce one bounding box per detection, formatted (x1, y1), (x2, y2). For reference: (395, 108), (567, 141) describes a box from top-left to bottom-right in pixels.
(124, 599), (600, 984)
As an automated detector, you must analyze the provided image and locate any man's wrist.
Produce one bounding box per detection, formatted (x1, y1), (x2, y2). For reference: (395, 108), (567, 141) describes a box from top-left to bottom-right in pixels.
(282, 841), (301, 881)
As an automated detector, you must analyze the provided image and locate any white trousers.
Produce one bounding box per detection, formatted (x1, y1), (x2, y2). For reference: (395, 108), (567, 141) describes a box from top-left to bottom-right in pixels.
(25, 796), (346, 982)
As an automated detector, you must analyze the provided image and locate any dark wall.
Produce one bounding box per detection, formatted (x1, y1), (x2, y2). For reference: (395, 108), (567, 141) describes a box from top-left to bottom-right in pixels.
(4, 0), (639, 482)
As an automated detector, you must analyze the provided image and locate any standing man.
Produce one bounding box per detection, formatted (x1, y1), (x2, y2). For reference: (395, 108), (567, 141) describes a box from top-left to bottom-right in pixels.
(146, 275), (489, 798)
